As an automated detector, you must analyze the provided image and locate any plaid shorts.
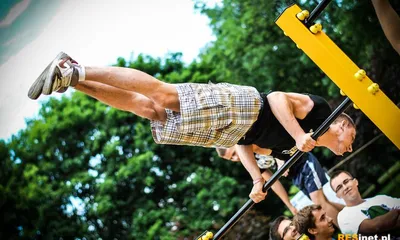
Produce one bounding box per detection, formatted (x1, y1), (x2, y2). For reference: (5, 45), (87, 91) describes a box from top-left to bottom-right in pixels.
(150, 82), (262, 148)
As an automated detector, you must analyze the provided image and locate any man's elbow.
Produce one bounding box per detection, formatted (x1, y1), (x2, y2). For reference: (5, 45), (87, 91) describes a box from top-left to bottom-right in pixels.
(393, 42), (400, 55)
(359, 217), (398, 234)
(358, 224), (381, 234)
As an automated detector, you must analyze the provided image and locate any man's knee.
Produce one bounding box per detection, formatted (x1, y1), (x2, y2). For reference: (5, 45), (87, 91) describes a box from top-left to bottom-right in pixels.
(151, 84), (180, 111)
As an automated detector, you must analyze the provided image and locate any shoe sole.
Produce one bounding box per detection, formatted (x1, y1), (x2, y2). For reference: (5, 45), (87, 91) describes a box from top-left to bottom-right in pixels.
(27, 52), (69, 99)
(42, 52), (69, 95)
(27, 61), (51, 99)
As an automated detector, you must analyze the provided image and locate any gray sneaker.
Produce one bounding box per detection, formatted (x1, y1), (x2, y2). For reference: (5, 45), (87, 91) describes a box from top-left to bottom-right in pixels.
(28, 52), (79, 99)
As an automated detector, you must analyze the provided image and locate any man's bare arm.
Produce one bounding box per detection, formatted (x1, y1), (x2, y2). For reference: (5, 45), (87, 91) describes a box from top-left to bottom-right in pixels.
(262, 170), (297, 215)
(235, 144), (267, 203)
(372, 0), (400, 55)
(358, 209), (399, 234)
(236, 145), (263, 180)
(267, 92), (315, 152)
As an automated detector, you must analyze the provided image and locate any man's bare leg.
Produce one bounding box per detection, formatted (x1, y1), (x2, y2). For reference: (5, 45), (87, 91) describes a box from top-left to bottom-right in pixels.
(28, 52), (181, 112)
(75, 81), (167, 122)
(84, 66), (180, 112)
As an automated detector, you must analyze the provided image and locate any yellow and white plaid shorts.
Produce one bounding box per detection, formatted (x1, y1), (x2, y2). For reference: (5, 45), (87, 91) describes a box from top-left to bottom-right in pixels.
(151, 82), (262, 148)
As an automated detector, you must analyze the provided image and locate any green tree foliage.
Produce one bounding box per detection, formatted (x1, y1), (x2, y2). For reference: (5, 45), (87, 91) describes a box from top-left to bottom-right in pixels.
(195, 0), (399, 200)
(1, 1), (399, 239)
(195, 0), (339, 96)
(1, 54), (259, 239)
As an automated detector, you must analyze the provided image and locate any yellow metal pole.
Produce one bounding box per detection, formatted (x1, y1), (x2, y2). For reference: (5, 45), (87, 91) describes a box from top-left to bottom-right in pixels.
(275, 4), (400, 149)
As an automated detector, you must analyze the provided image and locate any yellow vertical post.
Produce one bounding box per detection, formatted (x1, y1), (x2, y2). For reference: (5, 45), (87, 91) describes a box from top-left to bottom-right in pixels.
(275, 4), (400, 149)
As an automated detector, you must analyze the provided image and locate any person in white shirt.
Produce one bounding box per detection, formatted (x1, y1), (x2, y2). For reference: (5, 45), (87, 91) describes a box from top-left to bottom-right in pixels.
(330, 170), (400, 234)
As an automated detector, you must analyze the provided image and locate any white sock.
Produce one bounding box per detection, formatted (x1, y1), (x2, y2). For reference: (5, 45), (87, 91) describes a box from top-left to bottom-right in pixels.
(76, 64), (86, 82)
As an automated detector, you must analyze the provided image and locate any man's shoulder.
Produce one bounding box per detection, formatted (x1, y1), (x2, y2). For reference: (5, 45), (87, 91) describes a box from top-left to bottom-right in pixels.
(367, 194), (400, 208)
(303, 93), (332, 118)
(338, 203), (365, 217)
(337, 206), (357, 231)
(303, 93), (328, 104)
(366, 194), (397, 203)
(338, 205), (369, 233)
(339, 205), (351, 212)
(338, 206), (354, 218)
(341, 195), (399, 220)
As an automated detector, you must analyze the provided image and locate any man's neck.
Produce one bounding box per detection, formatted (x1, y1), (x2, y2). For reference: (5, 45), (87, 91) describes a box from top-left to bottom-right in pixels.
(346, 196), (365, 207)
(315, 129), (334, 148)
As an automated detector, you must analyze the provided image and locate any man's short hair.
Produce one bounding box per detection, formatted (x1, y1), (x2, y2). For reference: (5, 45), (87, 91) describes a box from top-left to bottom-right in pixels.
(216, 147), (227, 158)
(270, 216), (290, 240)
(293, 204), (322, 237)
(329, 170), (354, 190)
(332, 113), (355, 128)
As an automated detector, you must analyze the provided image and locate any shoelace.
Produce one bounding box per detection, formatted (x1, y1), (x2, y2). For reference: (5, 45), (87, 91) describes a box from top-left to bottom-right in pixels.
(52, 59), (74, 91)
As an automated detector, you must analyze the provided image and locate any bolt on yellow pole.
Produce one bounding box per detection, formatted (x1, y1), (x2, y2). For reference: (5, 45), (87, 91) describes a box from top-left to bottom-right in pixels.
(196, 231), (214, 240)
(275, 4), (400, 149)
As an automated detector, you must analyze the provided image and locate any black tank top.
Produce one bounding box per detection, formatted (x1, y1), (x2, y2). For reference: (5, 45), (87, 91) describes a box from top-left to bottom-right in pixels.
(237, 92), (332, 164)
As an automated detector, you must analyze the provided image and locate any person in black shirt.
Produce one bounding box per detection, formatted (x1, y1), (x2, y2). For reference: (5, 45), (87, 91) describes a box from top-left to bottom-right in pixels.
(219, 92), (355, 225)
(233, 92), (355, 203)
(27, 53), (356, 208)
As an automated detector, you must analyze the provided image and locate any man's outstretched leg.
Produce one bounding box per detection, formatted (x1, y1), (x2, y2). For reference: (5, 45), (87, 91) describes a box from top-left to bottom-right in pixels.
(75, 81), (167, 122)
(84, 66), (180, 112)
(28, 52), (262, 148)
(28, 52), (180, 112)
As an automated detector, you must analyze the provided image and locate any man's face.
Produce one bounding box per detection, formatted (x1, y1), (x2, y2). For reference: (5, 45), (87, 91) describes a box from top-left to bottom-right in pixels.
(278, 219), (300, 240)
(330, 123), (356, 156)
(222, 146), (240, 162)
(310, 209), (335, 237)
(331, 172), (359, 201)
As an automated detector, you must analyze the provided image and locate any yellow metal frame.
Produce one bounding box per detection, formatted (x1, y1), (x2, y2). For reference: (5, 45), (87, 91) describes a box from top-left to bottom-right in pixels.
(275, 4), (400, 149)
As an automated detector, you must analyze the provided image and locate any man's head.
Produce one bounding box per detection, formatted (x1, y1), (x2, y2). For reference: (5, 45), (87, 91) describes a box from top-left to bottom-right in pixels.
(293, 205), (334, 239)
(216, 146), (240, 162)
(270, 216), (301, 240)
(330, 170), (360, 204)
(326, 113), (356, 156)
